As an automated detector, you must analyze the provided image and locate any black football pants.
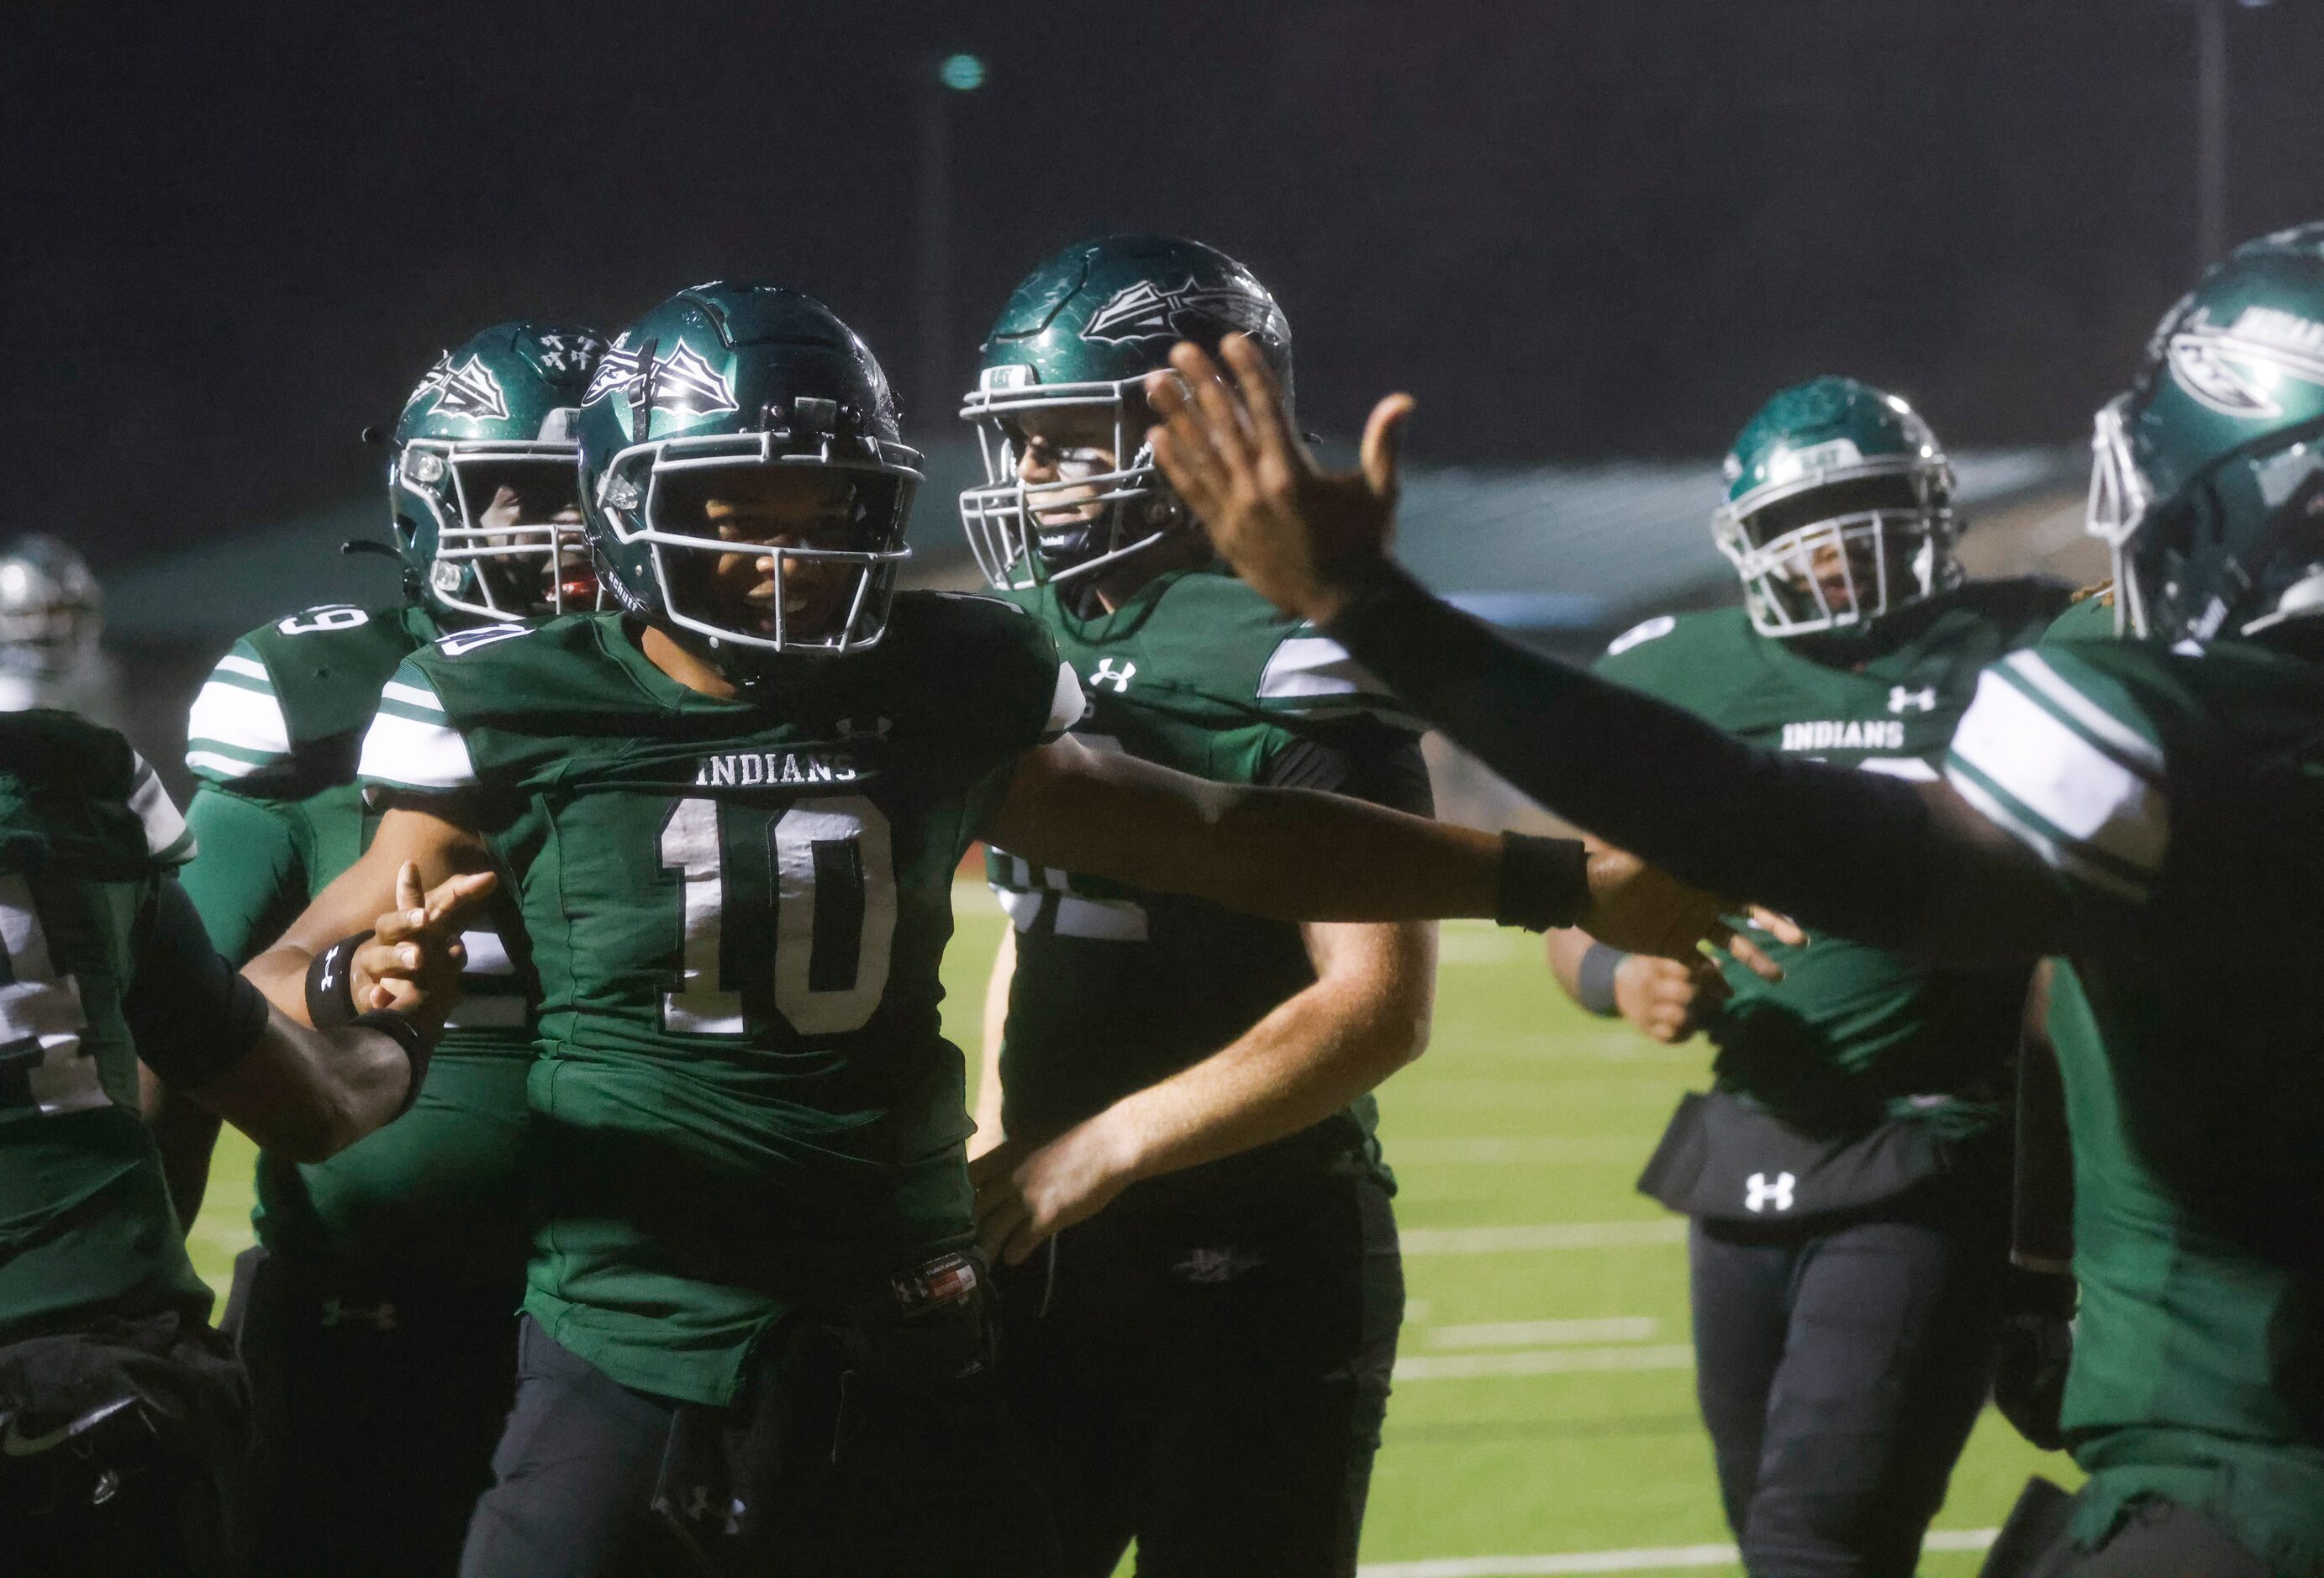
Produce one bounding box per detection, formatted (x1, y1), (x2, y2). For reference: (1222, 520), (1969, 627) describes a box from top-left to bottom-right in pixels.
(230, 1245), (519, 1578)
(1688, 1188), (2009, 1578)
(460, 1302), (1062, 1578)
(994, 1172), (1403, 1578)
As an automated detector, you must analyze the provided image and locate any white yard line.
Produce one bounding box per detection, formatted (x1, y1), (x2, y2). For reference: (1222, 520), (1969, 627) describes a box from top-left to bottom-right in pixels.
(1358, 1528), (1997, 1576)
(1426, 1317), (1658, 1349)
(1400, 1221), (1686, 1255)
(1389, 1137), (1647, 1165)
(1393, 1344), (1696, 1381)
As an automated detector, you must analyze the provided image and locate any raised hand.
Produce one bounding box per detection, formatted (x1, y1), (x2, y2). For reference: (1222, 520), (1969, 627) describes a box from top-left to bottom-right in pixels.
(1145, 334), (1413, 625)
(351, 861), (498, 1034)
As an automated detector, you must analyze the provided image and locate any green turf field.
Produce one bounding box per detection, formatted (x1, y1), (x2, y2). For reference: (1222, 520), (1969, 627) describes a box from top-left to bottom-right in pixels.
(184, 904), (2075, 1576)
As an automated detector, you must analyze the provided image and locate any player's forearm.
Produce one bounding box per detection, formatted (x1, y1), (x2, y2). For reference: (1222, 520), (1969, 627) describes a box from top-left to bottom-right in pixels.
(192, 1017), (414, 1163)
(1325, 558), (1947, 946)
(971, 927), (1015, 1155)
(1544, 926), (1594, 1004)
(1078, 949), (1432, 1184)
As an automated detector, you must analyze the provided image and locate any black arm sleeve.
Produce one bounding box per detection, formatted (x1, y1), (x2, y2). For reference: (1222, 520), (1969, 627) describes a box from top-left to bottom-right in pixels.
(1260, 718), (1436, 817)
(124, 878), (273, 1091)
(1325, 560), (1940, 944)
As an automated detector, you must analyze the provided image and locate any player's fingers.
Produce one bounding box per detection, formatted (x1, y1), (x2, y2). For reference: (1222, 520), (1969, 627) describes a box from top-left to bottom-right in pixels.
(1001, 1215), (1051, 1267)
(1359, 392), (1416, 505)
(424, 869), (499, 932)
(1220, 334), (1300, 469)
(1150, 423), (1228, 525)
(1167, 342), (1257, 476)
(395, 861), (424, 915)
(1746, 906), (1808, 947)
(1146, 369), (1232, 508)
(1713, 925), (1788, 983)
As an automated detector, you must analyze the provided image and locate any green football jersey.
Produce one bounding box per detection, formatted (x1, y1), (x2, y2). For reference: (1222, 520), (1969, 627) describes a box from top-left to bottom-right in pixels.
(2041, 589), (2120, 646)
(1596, 581), (2068, 1135)
(986, 565), (1421, 1189)
(182, 600), (531, 1281)
(1944, 637), (2324, 1568)
(358, 599), (1081, 1405)
(0, 714), (211, 1339)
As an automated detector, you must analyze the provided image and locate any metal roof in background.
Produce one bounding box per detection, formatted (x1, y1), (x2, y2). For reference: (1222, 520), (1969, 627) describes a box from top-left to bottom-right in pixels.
(100, 443), (2083, 648)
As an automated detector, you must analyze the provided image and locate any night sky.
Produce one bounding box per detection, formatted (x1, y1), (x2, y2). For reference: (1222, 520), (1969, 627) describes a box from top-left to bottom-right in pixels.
(12, 0), (2324, 571)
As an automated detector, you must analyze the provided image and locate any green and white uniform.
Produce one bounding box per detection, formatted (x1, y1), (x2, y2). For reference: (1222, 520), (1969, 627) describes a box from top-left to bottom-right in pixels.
(1, 718), (203, 1339)
(182, 601), (531, 1280)
(358, 599), (1081, 1407)
(1945, 635), (2324, 1570)
(988, 565), (1425, 1183)
(1599, 581), (2068, 1146)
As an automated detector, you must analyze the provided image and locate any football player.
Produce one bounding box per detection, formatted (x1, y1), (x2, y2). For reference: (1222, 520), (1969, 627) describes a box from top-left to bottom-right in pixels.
(239, 281), (1773, 1578)
(0, 534), (123, 725)
(959, 235), (1434, 1578)
(175, 319), (605, 1576)
(1539, 378), (2069, 1573)
(1158, 224), (2324, 1576)
(0, 710), (480, 1578)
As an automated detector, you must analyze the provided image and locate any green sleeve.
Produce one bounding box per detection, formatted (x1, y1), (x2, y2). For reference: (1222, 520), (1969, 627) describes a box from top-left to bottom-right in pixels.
(179, 786), (310, 965)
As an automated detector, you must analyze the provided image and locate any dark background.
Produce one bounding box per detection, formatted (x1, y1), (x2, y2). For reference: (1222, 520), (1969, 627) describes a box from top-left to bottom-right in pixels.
(10, 0), (2324, 571)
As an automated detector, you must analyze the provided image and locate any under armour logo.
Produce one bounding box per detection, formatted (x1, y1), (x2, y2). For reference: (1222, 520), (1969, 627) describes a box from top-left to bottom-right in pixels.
(1888, 686), (1937, 714)
(1174, 1246), (1263, 1284)
(320, 1298), (398, 1330)
(1090, 659), (1137, 693)
(1744, 1171), (1796, 1214)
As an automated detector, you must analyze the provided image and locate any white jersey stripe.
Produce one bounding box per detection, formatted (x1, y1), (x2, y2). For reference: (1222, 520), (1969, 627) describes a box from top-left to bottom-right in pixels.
(185, 678), (292, 758)
(1947, 668), (2169, 880)
(2002, 650), (2164, 775)
(126, 757), (192, 863)
(1041, 661), (1086, 739)
(1944, 766), (2151, 905)
(184, 750), (261, 781)
(358, 709), (478, 791)
(380, 680), (447, 713)
(211, 653), (271, 684)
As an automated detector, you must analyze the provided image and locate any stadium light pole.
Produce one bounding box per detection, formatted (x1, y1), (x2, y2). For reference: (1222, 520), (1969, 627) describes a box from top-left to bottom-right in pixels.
(917, 52), (986, 433)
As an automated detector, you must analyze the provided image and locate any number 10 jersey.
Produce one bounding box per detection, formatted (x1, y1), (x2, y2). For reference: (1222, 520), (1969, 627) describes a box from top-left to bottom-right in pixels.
(358, 598), (1082, 1406)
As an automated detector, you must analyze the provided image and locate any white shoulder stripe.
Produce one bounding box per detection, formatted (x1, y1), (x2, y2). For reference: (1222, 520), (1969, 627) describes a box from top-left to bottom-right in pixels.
(1947, 668), (2168, 880)
(1042, 660), (1087, 739)
(212, 653), (271, 684)
(1944, 768), (2151, 904)
(184, 750), (261, 781)
(2002, 651), (2164, 774)
(1258, 636), (1388, 701)
(185, 678), (291, 757)
(127, 757), (193, 863)
(380, 680), (446, 713)
(358, 709), (478, 791)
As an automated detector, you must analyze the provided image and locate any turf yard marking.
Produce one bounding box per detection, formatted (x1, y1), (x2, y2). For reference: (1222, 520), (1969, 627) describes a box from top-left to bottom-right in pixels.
(1356, 1528), (1997, 1576)
(1394, 1344), (1696, 1381)
(1426, 1318), (1658, 1348)
(1389, 1137), (1647, 1164)
(1399, 1221), (1687, 1255)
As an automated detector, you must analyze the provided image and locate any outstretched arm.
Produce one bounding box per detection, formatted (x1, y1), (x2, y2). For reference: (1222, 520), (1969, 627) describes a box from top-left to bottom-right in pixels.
(972, 915), (1434, 1264)
(981, 736), (1794, 969)
(1146, 335), (2079, 966)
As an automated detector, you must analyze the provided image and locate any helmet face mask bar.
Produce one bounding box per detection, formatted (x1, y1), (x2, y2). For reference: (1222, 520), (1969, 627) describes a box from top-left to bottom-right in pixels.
(2086, 395), (2155, 637)
(590, 426), (920, 657)
(394, 424), (598, 621)
(958, 372), (1178, 591)
(1713, 460), (1959, 638)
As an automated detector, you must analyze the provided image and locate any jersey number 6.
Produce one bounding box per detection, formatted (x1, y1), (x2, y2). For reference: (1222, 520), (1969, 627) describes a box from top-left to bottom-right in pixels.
(658, 796), (898, 1037)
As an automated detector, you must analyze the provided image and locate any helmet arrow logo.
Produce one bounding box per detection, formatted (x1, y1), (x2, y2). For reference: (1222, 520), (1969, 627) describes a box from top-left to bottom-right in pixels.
(2167, 306), (2324, 420)
(583, 342), (740, 421)
(414, 354), (511, 422)
(1081, 277), (1278, 345)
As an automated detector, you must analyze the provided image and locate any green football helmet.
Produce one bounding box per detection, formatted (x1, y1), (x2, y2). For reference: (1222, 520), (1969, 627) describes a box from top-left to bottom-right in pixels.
(577, 282), (920, 659)
(2090, 224), (2324, 641)
(389, 319), (608, 623)
(1713, 376), (1960, 638)
(959, 234), (1293, 590)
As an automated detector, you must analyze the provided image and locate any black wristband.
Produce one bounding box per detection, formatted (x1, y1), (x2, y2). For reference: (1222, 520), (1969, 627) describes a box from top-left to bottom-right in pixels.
(1574, 942), (1631, 1017)
(1495, 832), (1589, 933)
(304, 931), (373, 1028)
(352, 1009), (432, 1120)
